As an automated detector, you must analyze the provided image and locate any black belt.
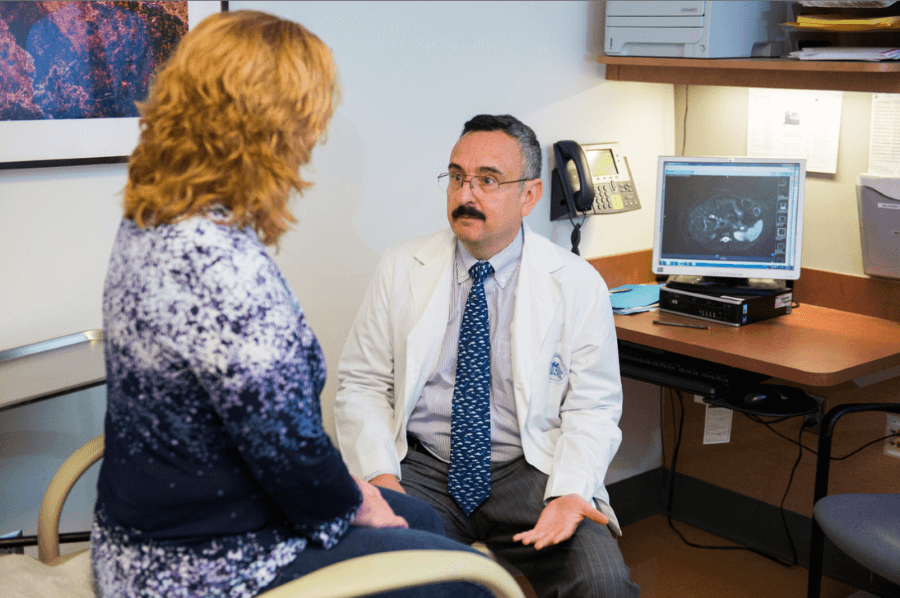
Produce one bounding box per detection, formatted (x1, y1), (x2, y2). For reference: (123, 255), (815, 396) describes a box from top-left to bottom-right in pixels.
(406, 433), (425, 453)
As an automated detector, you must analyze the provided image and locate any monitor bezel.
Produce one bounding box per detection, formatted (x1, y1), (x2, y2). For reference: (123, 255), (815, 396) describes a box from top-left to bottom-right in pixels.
(651, 155), (807, 281)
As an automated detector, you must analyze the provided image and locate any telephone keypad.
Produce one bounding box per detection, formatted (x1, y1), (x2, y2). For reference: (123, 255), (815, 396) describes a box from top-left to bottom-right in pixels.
(594, 182), (639, 214)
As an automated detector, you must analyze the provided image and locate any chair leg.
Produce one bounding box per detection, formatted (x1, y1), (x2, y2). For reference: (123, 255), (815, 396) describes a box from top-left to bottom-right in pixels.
(807, 425), (834, 598)
(807, 519), (825, 598)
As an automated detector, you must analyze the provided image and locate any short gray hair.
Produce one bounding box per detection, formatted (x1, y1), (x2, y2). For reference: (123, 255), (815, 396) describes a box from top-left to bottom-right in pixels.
(461, 114), (541, 182)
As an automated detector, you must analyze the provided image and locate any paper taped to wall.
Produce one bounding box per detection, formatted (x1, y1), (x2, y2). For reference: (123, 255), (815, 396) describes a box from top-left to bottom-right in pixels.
(748, 88), (842, 174)
(869, 94), (900, 176)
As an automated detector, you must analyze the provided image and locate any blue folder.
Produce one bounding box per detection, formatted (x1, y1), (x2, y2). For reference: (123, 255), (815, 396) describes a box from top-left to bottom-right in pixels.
(608, 284), (661, 315)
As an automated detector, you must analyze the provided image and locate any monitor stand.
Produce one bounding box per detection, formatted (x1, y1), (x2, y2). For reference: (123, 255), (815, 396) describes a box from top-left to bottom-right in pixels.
(665, 275), (790, 297)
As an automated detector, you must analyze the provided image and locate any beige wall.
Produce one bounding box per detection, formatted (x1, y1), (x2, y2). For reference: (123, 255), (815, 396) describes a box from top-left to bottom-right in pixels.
(675, 85), (873, 277)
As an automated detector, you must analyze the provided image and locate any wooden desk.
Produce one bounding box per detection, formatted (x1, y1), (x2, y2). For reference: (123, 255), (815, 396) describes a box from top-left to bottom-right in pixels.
(617, 302), (900, 525)
(615, 305), (900, 389)
(599, 255), (900, 594)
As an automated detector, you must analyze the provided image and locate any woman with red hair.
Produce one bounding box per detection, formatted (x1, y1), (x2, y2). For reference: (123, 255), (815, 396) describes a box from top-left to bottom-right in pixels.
(92, 11), (489, 598)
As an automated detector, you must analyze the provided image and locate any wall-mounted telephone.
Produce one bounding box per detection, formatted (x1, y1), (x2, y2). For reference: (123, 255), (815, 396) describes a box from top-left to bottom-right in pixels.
(550, 141), (640, 222)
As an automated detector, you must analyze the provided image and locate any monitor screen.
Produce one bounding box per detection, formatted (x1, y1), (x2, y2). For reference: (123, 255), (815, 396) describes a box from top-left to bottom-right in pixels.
(652, 156), (806, 281)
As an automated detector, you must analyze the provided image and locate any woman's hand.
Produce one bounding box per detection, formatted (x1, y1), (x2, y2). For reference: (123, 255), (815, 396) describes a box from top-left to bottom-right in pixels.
(351, 476), (409, 529)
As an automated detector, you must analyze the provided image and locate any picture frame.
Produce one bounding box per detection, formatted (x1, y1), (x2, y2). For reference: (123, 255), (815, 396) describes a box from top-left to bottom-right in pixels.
(0, 1), (223, 170)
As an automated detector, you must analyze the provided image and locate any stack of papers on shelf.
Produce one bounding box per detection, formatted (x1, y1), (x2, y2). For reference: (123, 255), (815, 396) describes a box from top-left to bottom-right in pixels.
(788, 14), (900, 30)
(799, 0), (897, 6)
(608, 284), (661, 315)
(789, 46), (900, 60)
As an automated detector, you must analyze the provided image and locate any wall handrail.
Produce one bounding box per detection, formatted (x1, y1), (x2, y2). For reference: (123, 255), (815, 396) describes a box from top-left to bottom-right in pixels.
(0, 330), (105, 364)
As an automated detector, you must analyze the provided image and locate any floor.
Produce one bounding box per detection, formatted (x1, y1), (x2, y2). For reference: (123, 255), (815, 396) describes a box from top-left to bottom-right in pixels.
(618, 515), (864, 598)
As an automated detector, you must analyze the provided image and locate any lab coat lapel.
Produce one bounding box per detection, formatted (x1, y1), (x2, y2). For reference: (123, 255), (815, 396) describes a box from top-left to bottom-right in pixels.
(513, 226), (563, 417)
(403, 230), (455, 418)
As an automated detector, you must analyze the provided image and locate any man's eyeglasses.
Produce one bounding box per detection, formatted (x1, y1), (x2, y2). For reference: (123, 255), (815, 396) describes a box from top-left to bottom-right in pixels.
(438, 173), (532, 194)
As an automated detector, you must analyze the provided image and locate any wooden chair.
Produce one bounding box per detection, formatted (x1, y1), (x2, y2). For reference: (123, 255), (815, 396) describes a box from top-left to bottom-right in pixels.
(0, 434), (524, 598)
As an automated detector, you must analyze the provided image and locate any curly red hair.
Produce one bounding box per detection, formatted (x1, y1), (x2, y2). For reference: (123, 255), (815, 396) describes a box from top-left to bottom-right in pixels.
(124, 10), (337, 245)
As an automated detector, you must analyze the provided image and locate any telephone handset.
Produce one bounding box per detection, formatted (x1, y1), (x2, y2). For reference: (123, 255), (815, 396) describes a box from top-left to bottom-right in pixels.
(552, 141), (595, 214)
(550, 140), (641, 222)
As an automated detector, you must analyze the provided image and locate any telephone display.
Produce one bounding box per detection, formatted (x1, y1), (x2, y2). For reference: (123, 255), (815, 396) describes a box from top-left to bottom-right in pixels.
(550, 141), (641, 221)
(588, 148), (617, 177)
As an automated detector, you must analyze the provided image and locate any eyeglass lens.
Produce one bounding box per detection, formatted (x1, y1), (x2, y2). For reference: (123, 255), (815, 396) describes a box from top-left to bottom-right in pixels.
(440, 174), (497, 193)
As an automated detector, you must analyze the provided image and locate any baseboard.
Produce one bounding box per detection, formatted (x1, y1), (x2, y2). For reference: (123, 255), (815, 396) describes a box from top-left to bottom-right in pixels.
(607, 468), (900, 598)
(607, 468), (667, 527)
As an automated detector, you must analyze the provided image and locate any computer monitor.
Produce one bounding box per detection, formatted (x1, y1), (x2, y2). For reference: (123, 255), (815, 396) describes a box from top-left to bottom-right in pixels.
(652, 156), (806, 287)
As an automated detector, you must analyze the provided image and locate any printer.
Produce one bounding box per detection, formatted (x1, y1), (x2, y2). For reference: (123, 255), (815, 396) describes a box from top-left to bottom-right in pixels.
(858, 174), (900, 280)
(604, 1), (787, 58)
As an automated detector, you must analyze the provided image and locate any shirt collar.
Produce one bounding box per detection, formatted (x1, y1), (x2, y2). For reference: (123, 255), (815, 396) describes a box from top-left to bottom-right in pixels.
(455, 226), (524, 289)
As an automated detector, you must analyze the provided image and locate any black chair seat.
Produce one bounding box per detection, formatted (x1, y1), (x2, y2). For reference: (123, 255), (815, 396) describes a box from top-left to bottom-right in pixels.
(814, 493), (900, 586)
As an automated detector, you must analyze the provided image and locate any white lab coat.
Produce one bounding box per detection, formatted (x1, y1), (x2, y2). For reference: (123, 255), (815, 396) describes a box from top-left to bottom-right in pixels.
(335, 224), (624, 529)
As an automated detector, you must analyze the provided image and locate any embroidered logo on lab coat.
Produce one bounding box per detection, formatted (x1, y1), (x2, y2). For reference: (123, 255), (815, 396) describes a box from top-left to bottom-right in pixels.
(549, 353), (566, 383)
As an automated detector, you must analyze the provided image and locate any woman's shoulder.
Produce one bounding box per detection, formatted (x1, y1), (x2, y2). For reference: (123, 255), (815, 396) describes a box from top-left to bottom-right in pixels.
(153, 211), (269, 270)
(113, 210), (280, 301)
(173, 209), (263, 251)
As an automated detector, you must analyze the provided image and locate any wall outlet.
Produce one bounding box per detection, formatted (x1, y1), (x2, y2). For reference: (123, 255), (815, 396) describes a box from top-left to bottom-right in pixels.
(802, 394), (826, 434)
(885, 414), (900, 459)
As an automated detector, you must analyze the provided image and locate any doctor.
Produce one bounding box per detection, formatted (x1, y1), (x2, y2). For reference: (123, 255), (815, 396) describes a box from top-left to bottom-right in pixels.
(335, 114), (638, 597)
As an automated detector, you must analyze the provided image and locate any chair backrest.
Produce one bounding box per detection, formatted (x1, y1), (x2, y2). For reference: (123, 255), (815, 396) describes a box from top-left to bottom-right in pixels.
(807, 403), (900, 598)
(37, 434), (104, 564)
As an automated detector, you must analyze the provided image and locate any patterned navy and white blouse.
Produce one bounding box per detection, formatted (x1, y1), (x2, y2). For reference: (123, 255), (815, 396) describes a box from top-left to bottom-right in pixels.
(91, 210), (361, 597)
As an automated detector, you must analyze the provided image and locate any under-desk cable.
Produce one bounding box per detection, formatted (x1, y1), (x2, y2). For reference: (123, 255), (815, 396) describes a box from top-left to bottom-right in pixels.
(746, 412), (900, 460)
(665, 390), (900, 566)
(665, 389), (799, 567)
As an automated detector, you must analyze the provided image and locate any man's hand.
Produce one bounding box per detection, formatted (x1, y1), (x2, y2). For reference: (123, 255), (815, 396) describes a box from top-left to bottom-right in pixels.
(512, 494), (608, 550)
(369, 473), (407, 495)
(351, 476), (408, 529)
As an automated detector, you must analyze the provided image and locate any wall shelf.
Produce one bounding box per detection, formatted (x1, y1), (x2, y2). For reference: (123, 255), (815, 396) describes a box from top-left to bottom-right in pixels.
(598, 55), (900, 93)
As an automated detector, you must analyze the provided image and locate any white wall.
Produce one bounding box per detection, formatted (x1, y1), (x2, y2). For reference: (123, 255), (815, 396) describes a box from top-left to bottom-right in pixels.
(1, 165), (123, 544)
(0, 1), (671, 538)
(678, 85), (873, 276)
(0, 387), (105, 553)
(239, 0), (673, 450)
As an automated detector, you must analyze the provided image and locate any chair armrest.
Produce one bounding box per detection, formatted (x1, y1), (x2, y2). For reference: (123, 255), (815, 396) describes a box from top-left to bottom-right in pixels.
(256, 549), (525, 598)
(37, 435), (104, 564)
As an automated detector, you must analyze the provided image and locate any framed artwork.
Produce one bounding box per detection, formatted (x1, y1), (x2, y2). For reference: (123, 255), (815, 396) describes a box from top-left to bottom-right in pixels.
(0, 1), (222, 170)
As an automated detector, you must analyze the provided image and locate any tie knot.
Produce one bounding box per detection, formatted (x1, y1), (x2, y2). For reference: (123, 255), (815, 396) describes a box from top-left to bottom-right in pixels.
(469, 261), (493, 285)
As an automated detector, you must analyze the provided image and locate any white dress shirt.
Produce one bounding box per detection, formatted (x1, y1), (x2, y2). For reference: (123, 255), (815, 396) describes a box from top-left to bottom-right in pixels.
(407, 227), (524, 464)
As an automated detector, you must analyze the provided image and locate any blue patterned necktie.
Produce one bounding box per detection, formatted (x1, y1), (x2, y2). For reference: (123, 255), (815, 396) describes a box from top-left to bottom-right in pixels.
(448, 260), (494, 515)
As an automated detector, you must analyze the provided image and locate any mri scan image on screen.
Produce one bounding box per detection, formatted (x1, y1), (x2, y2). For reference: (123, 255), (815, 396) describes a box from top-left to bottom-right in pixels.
(652, 156), (806, 282)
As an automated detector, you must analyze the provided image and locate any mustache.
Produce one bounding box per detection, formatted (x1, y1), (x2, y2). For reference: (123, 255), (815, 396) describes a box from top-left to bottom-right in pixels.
(452, 205), (486, 221)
